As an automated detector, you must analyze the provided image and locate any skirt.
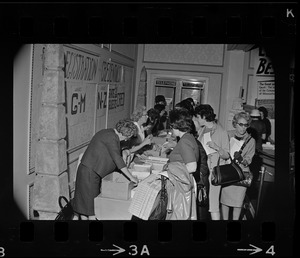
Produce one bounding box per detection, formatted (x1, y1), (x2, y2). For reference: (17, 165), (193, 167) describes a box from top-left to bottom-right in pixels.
(72, 163), (102, 216)
(220, 185), (247, 208)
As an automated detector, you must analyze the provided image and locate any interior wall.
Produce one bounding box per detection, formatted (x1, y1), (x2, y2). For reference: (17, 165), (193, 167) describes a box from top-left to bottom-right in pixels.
(13, 44), (33, 218)
(135, 44), (229, 128)
(14, 44), (138, 217)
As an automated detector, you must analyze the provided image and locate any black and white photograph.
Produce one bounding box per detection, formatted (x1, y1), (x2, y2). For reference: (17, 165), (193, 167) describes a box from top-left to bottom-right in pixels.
(2, 2), (296, 257)
(13, 43), (287, 222)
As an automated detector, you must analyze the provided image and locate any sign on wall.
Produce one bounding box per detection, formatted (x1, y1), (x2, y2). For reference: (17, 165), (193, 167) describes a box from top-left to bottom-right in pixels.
(96, 84), (108, 117)
(248, 47), (275, 107)
(65, 82), (96, 149)
(67, 82), (87, 126)
(63, 45), (100, 150)
(108, 84), (125, 113)
(100, 60), (124, 83)
(64, 46), (99, 82)
(257, 81), (275, 99)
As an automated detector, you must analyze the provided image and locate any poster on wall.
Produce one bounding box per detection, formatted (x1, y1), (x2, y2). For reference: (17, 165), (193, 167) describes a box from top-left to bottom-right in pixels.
(248, 47), (275, 106)
(66, 82), (87, 126)
(63, 45), (100, 150)
(96, 84), (108, 118)
(65, 82), (96, 149)
(106, 66), (133, 128)
(257, 80), (275, 99)
(108, 84), (125, 113)
(64, 45), (99, 83)
(256, 80), (275, 119)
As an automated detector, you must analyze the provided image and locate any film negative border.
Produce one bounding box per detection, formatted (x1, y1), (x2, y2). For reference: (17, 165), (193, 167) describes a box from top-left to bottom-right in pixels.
(0, 3), (296, 42)
(1, 220), (282, 257)
(2, 2), (296, 258)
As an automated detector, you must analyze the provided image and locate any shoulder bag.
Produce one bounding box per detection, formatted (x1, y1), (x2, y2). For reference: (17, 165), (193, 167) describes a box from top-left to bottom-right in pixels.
(148, 175), (168, 220)
(211, 136), (252, 186)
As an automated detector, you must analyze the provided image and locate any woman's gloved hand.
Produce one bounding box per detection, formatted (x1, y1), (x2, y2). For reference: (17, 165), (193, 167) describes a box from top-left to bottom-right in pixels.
(233, 151), (243, 163)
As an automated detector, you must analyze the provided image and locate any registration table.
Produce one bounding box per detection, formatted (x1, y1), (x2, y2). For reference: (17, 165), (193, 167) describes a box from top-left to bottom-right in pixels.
(94, 133), (171, 220)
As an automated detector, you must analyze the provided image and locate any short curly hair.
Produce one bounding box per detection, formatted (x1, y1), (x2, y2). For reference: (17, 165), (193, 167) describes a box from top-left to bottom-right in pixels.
(194, 104), (216, 122)
(155, 95), (166, 106)
(147, 108), (160, 122)
(115, 119), (138, 138)
(258, 106), (268, 118)
(232, 111), (252, 128)
(169, 108), (194, 133)
(154, 103), (166, 113)
(130, 106), (147, 122)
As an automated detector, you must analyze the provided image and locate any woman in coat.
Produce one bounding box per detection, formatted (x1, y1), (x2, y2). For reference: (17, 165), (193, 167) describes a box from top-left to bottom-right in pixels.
(193, 104), (230, 220)
(166, 108), (199, 219)
(220, 112), (256, 220)
(73, 119), (139, 220)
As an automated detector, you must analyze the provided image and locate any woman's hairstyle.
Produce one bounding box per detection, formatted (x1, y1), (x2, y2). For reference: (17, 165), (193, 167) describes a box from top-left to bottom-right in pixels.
(232, 111), (252, 128)
(115, 119), (138, 138)
(258, 106), (268, 118)
(175, 99), (195, 116)
(155, 95), (167, 106)
(154, 103), (166, 113)
(130, 106), (147, 122)
(184, 97), (195, 106)
(194, 104), (216, 122)
(169, 108), (194, 133)
(147, 108), (160, 122)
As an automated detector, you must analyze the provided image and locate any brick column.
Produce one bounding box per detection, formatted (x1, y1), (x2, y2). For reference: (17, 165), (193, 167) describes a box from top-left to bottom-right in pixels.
(33, 44), (69, 220)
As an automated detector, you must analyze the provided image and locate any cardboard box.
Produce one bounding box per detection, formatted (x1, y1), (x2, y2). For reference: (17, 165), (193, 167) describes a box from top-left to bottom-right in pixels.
(101, 172), (134, 200)
(94, 194), (132, 220)
(150, 162), (166, 171)
(131, 171), (151, 180)
(133, 163), (152, 172)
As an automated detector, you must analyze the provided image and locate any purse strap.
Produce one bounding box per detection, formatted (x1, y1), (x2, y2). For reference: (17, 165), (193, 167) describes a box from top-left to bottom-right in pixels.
(238, 136), (252, 153)
(216, 136), (252, 166)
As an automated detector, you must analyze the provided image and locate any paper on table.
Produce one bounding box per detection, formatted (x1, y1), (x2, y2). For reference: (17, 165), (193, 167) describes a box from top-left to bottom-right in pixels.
(202, 132), (217, 155)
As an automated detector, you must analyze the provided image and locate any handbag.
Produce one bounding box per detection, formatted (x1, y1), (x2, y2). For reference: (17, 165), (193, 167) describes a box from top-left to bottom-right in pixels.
(55, 196), (76, 220)
(211, 135), (253, 186)
(197, 183), (208, 207)
(233, 136), (253, 187)
(234, 170), (253, 187)
(211, 156), (245, 186)
(148, 175), (168, 220)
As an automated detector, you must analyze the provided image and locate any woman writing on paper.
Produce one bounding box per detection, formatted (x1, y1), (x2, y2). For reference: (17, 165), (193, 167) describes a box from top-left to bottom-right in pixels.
(193, 104), (230, 220)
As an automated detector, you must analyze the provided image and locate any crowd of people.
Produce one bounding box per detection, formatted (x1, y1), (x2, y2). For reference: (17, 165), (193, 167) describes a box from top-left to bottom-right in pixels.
(72, 93), (272, 221)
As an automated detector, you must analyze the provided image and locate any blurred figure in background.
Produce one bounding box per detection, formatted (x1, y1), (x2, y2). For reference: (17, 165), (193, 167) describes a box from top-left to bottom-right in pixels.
(154, 103), (168, 131)
(258, 106), (274, 144)
(144, 108), (161, 137)
(247, 109), (266, 152)
(155, 95), (167, 106)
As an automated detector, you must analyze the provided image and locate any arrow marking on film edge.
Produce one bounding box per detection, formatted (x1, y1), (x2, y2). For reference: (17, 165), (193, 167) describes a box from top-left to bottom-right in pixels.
(237, 244), (263, 255)
(101, 244), (126, 256)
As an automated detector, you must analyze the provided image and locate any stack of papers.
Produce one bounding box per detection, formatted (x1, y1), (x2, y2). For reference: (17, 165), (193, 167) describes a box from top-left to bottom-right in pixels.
(128, 174), (161, 220)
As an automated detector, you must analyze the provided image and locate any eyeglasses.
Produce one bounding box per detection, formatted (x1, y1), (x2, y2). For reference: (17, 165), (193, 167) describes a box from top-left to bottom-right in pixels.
(237, 123), (249, 128)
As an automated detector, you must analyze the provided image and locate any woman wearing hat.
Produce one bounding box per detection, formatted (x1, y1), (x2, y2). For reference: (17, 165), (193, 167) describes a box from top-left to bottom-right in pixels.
(247, 109), (266, 152)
